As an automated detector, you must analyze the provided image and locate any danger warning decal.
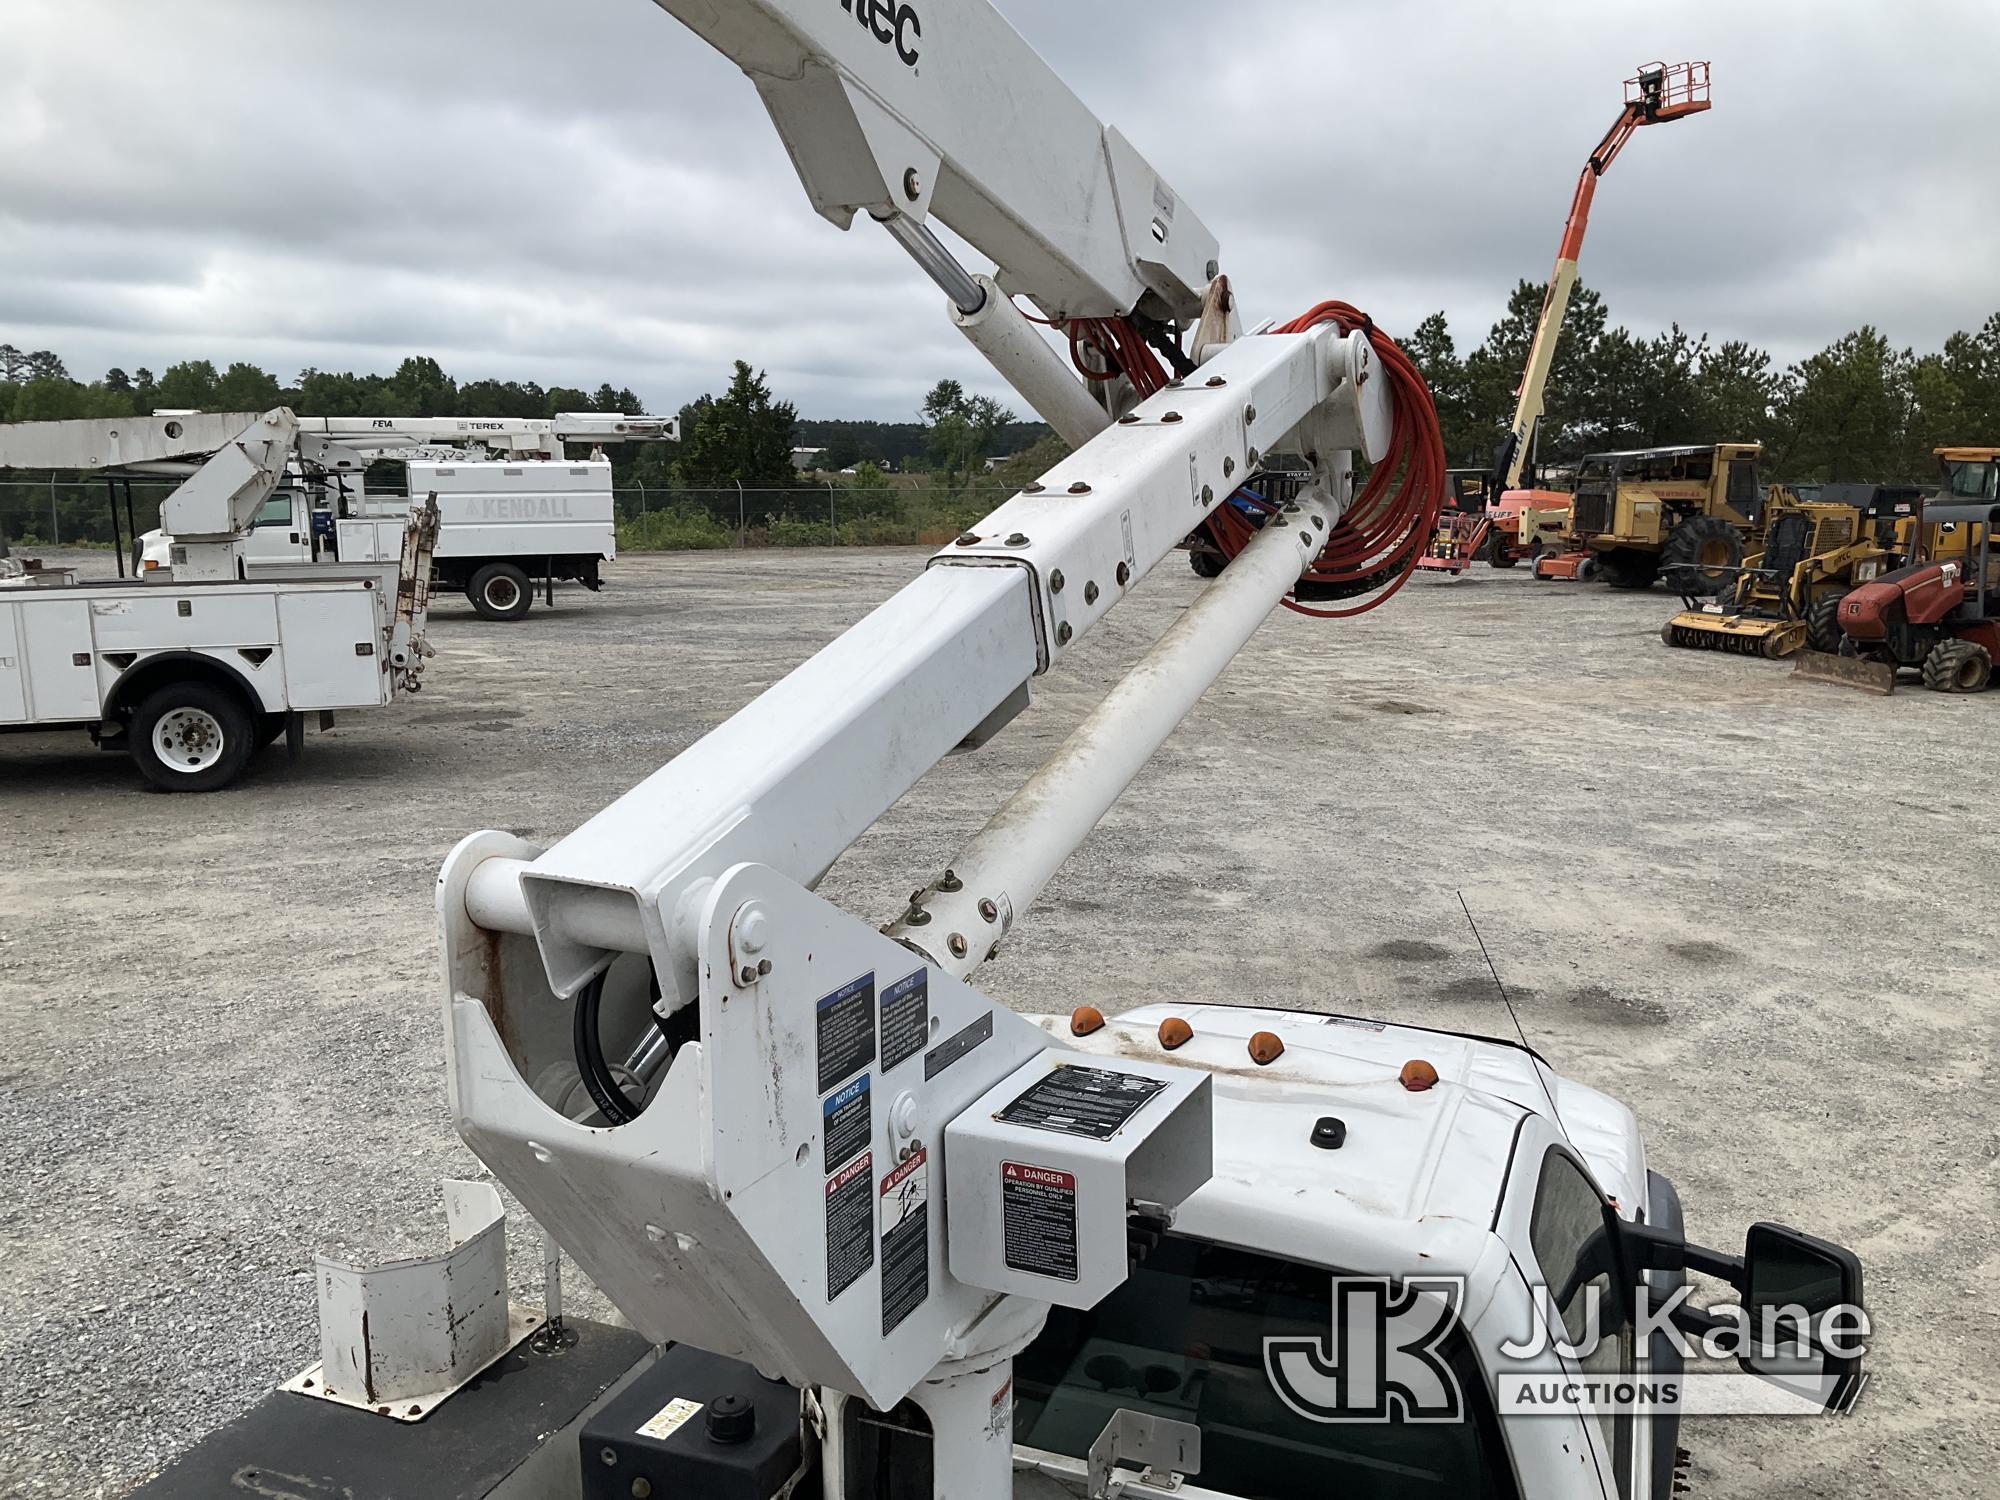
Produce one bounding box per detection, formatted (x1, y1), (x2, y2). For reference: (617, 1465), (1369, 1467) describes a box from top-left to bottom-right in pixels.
(879, 1147), (930, 1335)
(826, 1151), (875, 1302)
(1000, 1160), (1078, 1282)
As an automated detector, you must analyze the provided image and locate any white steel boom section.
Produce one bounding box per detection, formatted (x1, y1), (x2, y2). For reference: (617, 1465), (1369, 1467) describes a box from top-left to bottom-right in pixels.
(649, 0), (1220, 322)
(461, 326), (1387, 1002)
(293, 413), (676, 460)
(0, 409), (298, 583)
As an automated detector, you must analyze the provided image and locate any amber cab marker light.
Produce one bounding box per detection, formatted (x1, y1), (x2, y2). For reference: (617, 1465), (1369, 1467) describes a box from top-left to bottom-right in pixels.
(1070, 1005), (1105, 1037)
(1248, 1031), (1285, 1066)
(1400, 1058), (1440, 1092)
(1158, 1017), (1194, 1051)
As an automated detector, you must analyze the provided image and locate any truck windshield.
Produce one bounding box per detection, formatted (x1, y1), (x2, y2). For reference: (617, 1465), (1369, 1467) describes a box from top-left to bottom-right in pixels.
(1014, 1236), (1518, 1500)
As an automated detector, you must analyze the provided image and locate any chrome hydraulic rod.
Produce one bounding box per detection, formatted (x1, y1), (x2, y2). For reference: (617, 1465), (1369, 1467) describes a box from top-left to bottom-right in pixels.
(885, 483), (1345, 978)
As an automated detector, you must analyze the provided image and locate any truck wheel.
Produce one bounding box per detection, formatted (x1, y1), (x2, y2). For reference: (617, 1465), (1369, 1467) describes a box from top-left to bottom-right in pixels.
(468, 562), (533, 621)
(1921, 638), (1992, 694)
(1189, 549), (1225, 579)
(130, 680), (256, 792)
(1806, 593), (1846, 655)
(1484, 529), (1518, 567)
(1660, 515), (1743, 596)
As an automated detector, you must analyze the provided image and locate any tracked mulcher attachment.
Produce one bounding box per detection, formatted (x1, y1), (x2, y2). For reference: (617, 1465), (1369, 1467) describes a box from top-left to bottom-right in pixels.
(1661, 606), (1805, 658)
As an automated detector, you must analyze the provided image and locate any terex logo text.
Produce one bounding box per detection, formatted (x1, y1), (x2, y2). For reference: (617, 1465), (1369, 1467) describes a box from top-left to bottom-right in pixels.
(841, 0), (922, 68)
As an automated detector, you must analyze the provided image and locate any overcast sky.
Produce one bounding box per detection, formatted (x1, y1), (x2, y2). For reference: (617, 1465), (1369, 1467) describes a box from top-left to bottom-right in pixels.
(2, 0), (1994, 420)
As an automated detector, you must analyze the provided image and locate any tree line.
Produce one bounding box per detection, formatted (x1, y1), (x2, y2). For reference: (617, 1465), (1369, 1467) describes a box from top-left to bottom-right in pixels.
(0, 345), (1038, 544)
(1410, 284), (2000, 483)
(10, 284), (1996, 546)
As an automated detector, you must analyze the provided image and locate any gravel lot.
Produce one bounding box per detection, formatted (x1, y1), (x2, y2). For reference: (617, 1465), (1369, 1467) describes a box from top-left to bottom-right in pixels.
(1, 546), (1993, 1498)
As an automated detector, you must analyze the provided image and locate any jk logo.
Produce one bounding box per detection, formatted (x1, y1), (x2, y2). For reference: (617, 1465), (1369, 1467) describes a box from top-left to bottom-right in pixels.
(1265, 1277), (1466, 1424)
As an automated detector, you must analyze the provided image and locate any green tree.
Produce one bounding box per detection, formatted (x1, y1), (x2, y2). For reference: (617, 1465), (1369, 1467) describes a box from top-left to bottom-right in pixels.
(388, 355), (457, 417)
(213, 360), (283, 411)
(921, 378), (1015, 484)
(1691, 340), (1779, 447)
(155, 360), (220, 410)
(991, 433), (1070, 491)
(1462, 280), (1610, 471)
(1405, 312), (1484, 466)
(590, 382), (644, 416)
(1773, 327), (1906, 481)
(457, 378), (546, 419)
(674, 361), (799, 491)
(8, 377), (86, 421)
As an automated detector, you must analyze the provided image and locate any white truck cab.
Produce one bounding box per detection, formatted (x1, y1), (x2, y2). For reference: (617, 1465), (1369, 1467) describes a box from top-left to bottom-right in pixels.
(1000, 1003), (1860, 1500)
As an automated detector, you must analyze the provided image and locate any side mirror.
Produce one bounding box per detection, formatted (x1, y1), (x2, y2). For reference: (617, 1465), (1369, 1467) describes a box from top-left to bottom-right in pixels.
(1738, 1223), (1866, 1413)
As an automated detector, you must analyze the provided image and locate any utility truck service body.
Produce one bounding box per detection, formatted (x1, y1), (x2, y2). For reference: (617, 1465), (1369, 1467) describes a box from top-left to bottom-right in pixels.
(0, 409), (439, 790)
(138, 414), (674, 621)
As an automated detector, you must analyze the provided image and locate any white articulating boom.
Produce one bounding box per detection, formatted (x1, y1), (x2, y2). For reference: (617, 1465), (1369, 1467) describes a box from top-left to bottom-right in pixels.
(414, 12), (1860, 1500)
(0, 409), (298, 582)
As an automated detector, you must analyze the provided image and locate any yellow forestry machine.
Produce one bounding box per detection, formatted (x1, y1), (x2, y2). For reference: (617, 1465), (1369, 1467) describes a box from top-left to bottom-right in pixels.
(1661, 483), (1924, 657)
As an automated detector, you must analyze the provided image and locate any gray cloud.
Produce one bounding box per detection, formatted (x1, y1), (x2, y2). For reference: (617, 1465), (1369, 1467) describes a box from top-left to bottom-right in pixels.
(2, 0), (1994, 419)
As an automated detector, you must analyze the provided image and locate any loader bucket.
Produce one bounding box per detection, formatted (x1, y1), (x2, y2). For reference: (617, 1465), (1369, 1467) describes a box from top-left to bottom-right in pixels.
(1790, 649), (1897, 695)
(1661, 611), (1803, 660)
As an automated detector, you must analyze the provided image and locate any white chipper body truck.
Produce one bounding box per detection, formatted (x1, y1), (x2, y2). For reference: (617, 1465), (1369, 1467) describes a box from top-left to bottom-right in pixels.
(132, 2), (1864, 1496)
(0, 409), (439, 791)
(138, 413), (677, 620)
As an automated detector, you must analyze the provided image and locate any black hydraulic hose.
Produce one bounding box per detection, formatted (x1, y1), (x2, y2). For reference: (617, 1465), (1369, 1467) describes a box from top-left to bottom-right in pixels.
(572, 970), (638, 1126)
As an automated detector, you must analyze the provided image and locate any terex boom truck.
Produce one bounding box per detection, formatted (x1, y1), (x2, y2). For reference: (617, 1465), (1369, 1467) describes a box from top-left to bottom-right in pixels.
(141, 8), (1862, 1500)
(139, 413), (677, 620)
(0, 410), (438, 791)
(1420, 63), (1713, 577)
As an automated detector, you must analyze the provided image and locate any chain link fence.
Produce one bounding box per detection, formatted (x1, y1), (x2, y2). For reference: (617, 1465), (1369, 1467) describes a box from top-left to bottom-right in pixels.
(0, 478), (1033, 555)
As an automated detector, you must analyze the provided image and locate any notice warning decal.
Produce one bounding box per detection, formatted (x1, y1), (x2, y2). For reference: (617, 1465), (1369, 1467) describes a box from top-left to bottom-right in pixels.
(879, 1147), (930, 1335)
(816, 973), (877, 1094)
(880, 969), (930, 1073)
(1000, 1160), (1078, 1282)
(825, 1151), (874, 1302)
(822, 1073), (871, 1173)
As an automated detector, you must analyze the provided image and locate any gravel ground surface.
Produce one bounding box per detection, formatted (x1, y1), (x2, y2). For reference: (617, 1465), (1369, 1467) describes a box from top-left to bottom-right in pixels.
(1, 546), (1994, 1498)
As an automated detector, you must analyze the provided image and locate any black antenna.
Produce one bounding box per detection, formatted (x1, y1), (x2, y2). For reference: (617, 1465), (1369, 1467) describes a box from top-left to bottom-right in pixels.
(1457, 891), (1570, 1133)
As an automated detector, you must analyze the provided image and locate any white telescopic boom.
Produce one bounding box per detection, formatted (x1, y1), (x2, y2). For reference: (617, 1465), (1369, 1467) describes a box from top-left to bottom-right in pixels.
(650, 0), (1220, 321)
(887, 480), (1346, 976)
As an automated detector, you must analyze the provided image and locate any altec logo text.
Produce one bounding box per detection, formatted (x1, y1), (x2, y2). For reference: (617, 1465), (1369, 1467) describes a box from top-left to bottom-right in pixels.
(840, 0), (922, 67)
